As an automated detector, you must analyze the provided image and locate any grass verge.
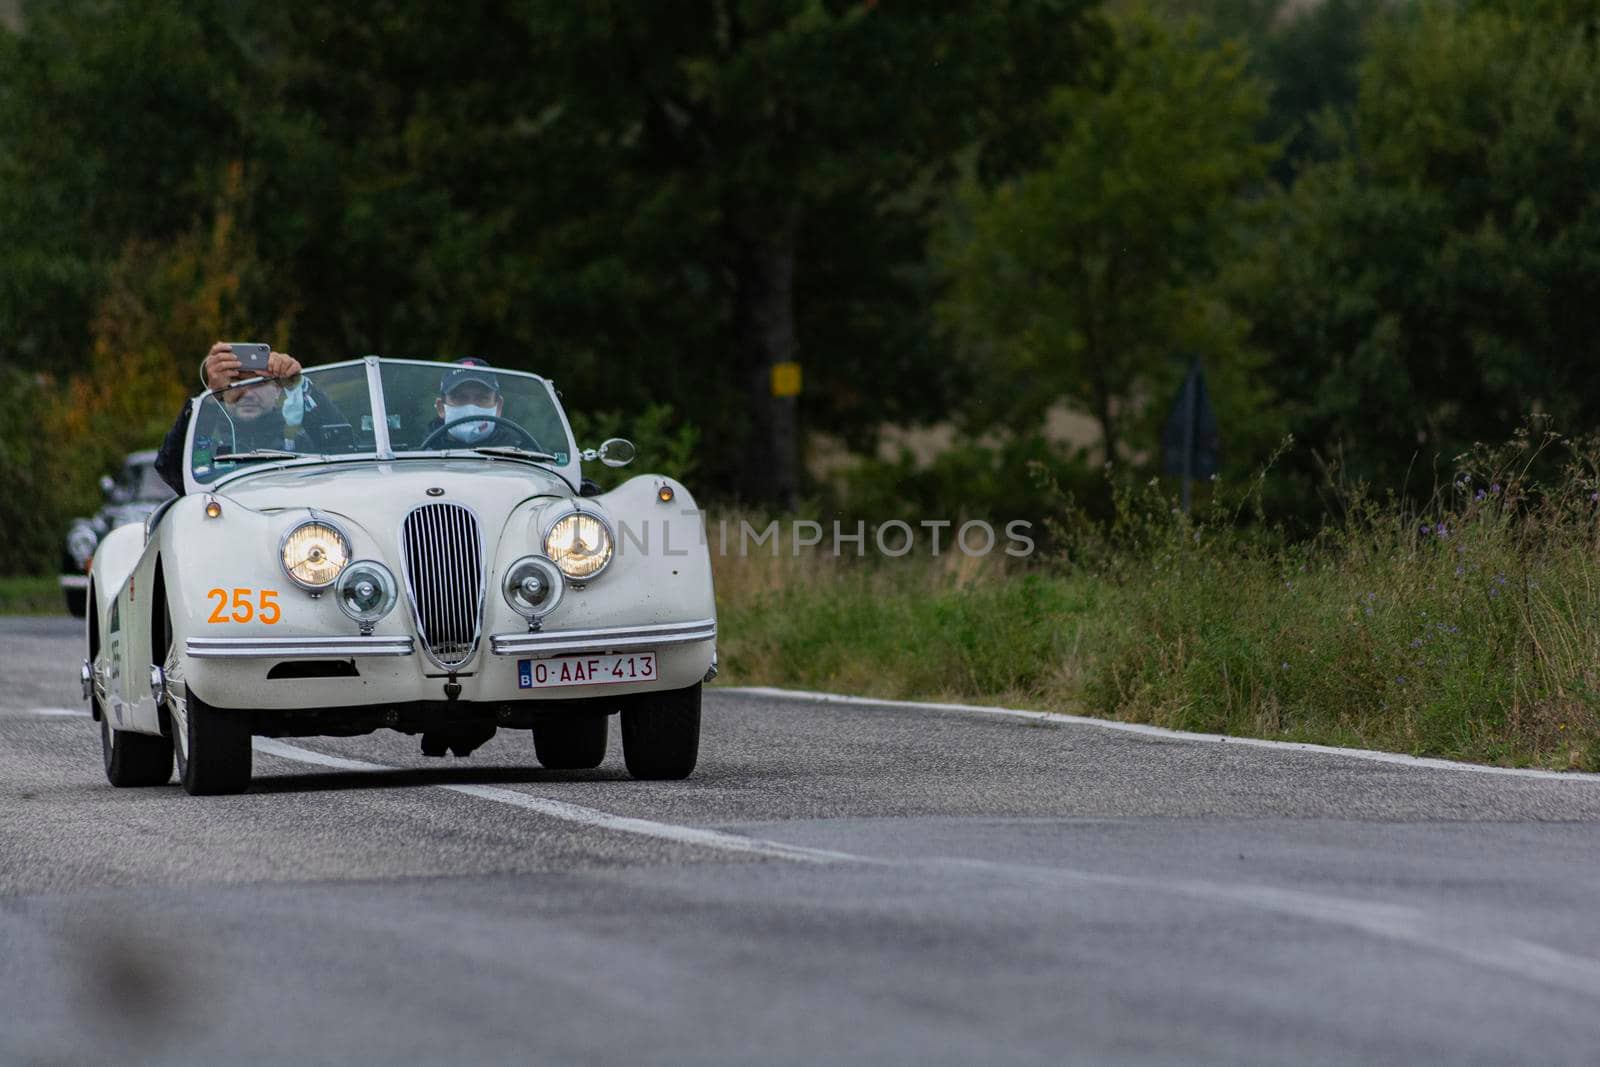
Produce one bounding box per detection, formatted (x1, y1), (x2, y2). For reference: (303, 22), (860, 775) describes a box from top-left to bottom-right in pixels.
(713, 434), (1600, 772)
(0, 575), (63, 615)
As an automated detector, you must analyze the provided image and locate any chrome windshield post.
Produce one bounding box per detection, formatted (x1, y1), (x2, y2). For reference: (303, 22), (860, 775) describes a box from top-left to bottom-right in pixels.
(366, 356), (394, 459)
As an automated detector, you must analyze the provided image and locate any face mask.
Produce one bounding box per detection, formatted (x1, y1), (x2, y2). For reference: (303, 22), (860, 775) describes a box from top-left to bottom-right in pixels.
(445, 403), (497, 443)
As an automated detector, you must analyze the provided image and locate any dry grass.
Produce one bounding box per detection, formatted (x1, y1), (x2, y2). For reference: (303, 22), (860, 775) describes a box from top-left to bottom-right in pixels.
(709, 431), (1600, 771)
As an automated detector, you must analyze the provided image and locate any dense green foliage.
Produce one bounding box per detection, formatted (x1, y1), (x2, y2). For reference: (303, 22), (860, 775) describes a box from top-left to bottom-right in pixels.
(937, 17), (1278, 462)
(1232, 1), (1600, 513)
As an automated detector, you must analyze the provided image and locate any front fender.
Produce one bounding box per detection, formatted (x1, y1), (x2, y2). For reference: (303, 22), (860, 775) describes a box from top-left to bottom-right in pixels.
(161, 495), (417, 705)
(89, 523), (145, 610)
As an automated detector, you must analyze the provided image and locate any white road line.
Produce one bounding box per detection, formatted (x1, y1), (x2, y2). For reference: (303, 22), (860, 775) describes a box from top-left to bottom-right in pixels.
(724, 686), (1600, 783)
(24, 708), (1599, 996)
(926, 856), (1600, 1002)
(252, 737), (854, 864)
(257, 732), (1600, 1000)
(23, 706), (88, 717)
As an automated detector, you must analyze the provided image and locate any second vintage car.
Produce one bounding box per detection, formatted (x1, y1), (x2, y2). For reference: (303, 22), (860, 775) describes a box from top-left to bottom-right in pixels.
(84, 357), (716, 794)
(60, 450), (175, 617)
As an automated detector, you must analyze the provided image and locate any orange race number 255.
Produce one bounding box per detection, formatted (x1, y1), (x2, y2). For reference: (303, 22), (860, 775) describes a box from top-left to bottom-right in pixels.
(205, 587), (281, 624)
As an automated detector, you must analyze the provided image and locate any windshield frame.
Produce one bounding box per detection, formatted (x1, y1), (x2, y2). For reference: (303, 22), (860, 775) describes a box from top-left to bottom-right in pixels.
(182, 356), (580, 494)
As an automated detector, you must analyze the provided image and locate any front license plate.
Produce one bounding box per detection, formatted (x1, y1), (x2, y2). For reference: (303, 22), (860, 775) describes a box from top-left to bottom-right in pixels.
(518, 652), (657, 689)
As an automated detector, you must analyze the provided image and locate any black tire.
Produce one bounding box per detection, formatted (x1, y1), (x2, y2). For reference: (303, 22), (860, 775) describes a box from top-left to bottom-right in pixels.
(532, 715), (608, 769)
(100, 712), (173, 787)
(620, 682), (701, 780)
(174, 689), (252, 795)
(153, 596), (251, 796)
(64, 586), (87, 618)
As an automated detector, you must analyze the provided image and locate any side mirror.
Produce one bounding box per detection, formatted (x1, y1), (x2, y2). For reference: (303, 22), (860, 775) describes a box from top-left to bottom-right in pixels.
(581, 437), (636, 468)
(99, 475), (116, 496)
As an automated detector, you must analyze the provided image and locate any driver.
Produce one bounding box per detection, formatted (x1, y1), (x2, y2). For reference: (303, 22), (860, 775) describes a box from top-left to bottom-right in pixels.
(427, 358), (531, 449)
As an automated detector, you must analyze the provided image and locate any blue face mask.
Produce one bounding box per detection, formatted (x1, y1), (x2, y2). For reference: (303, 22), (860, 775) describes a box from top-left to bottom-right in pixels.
(445, 403), (497, 443)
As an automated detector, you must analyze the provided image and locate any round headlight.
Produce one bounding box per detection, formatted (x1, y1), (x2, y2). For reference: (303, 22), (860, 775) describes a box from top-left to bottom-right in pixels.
(335, 560), (398, 626)
(66, 525), (99, 569)
(502, 555), (566, 619)
(280, 520), (351, 589)
(543, 511), (613, 581)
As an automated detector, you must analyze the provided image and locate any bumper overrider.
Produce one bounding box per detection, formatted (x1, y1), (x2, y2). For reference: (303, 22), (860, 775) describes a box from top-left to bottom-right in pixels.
(185, 619), (717, 661)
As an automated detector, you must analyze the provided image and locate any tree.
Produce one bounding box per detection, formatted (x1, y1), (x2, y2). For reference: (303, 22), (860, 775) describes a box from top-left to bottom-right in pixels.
(937, 18), (1278, 465)
(499, 0), (1109, 506)
(1231, 2), (1600, 505)
(0, 0), (258, 369)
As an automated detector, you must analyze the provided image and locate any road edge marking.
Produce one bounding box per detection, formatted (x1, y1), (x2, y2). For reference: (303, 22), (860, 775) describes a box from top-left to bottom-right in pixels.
(719, 686), (1600, 783)
(252, 737), (855, 864)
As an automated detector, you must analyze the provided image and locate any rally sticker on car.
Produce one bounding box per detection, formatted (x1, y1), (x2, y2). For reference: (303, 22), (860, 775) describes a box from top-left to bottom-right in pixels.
(518, 653), (656, 689)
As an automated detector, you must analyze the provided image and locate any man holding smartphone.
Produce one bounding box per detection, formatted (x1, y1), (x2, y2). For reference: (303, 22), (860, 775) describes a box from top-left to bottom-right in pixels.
(154, 342), (304, 494)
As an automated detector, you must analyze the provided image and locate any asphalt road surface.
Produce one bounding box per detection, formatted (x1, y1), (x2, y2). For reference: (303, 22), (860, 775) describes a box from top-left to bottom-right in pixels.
(5, 614), (1600, 1065)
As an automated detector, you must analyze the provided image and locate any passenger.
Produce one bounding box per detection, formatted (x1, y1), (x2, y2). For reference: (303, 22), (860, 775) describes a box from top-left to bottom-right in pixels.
(154, 342), (306, 493)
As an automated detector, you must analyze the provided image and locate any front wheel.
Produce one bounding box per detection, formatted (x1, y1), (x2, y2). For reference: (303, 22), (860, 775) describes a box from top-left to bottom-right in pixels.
(100, 713), (173, 787)
(532, 715), (608, 769)
(620, 683), (700, 780)
(174, 689), (252, 796)
(64, 585), (87, 617)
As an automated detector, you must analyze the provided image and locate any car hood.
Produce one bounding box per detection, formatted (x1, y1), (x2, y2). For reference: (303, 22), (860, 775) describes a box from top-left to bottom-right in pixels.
(213, 458), (574, 519)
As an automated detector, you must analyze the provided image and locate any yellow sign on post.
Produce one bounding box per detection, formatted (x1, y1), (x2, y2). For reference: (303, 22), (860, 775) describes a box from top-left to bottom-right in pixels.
(770, 361), (803, 398)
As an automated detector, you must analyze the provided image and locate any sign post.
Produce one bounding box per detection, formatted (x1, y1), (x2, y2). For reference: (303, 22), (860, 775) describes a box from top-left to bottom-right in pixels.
(1161, 357), (1220, 512)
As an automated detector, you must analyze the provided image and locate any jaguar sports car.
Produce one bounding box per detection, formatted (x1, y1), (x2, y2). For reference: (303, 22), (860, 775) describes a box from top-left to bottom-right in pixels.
(84, 358), (716, 795)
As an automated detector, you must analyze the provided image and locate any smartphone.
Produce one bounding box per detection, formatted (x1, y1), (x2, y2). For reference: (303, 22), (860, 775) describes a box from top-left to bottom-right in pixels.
(226, 343), (272, 376)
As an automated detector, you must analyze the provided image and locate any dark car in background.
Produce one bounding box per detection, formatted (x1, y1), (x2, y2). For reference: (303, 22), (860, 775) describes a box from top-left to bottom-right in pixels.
(60, 450), (174, 616)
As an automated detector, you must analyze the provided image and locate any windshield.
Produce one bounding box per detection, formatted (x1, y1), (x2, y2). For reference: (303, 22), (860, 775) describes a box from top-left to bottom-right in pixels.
(380, 361), (571, 463)
(190, 363), (374, 485)
(188, 358), (573, 486)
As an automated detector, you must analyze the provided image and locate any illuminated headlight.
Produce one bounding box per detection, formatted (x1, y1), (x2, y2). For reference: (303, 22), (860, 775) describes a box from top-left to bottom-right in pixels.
(502, 555), (566, 619)
(66, 525), (99, 569)
(280, 520), (351, 589)
(543, 512), (613, 581)
(335, 560), (398, 626)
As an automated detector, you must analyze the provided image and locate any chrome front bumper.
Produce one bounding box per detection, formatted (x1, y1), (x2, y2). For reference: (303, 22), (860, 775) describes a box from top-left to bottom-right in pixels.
(186, 635), (416, 659)
(489, 618), (717, 657)
(59, 574), (89, 591)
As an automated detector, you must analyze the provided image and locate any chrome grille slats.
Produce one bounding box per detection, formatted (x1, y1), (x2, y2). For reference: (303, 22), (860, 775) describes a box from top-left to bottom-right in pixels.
(400, 502), (485, 669)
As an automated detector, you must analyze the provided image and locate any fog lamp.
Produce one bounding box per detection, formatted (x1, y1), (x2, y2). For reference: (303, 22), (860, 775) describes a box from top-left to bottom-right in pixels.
(503, 555), (565, 621)
(335, 560), (398, 629)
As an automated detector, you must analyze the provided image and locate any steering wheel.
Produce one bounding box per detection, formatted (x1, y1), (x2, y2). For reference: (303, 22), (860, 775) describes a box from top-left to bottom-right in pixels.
(418, 414), (545, 453)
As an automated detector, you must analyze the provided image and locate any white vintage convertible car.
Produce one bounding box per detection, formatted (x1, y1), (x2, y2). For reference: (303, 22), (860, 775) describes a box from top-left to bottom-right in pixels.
(84, 357), (716, 795)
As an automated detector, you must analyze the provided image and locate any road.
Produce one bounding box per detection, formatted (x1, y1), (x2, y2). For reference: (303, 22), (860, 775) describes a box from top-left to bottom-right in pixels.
(4, 614), (1600, 1065)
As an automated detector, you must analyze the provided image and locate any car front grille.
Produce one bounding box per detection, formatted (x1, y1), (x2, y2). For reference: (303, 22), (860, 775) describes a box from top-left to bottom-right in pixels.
(400, 503), (484, 669)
